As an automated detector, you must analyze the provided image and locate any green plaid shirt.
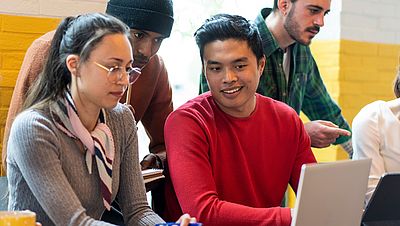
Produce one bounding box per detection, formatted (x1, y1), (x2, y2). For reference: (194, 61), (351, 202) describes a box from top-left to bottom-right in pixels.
(199, 8), (351, 145)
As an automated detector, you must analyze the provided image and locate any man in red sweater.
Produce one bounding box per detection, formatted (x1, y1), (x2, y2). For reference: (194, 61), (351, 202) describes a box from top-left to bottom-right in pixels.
(164, 14), (316, 225)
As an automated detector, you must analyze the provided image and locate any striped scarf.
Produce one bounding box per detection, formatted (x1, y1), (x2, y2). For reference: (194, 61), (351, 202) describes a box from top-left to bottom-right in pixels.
(50, 92), (115, 210)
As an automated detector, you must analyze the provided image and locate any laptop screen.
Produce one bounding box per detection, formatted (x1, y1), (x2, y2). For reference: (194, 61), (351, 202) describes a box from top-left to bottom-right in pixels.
(362, 173), (400, 224)
(291, 159), (371, 226)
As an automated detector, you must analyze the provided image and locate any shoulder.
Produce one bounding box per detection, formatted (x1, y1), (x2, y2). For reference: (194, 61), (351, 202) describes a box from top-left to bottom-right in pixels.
(28, 30), (54, 56)
(142, 54), (167, 74)
(167, 93), (214, 121)
(352, 100), (385, 129)
(12, 108), (52, 130)
(257, 94), (298, 116)
(139, 55), (170, 89)
(36, 30), (55, 44)
(150, 54), (165, 66)
(105, 104), (137, 152)
(175, 92), (213, 112)
(9, 108), (57, 147)
(355, 100), (385, 119)
(256, 94), (303, 128)
(106, 103), (136, 127)
(20, 30), (54, 83)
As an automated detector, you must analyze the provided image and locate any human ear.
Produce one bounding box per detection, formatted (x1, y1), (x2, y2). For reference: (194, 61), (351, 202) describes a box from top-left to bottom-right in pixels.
(278, 0), (289, 16)
(66, 55), (80, 76)
(258, 56), (266, 78)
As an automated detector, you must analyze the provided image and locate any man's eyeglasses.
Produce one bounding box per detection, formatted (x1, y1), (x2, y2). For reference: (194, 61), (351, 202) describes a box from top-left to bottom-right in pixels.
(94, 61), (141, 84)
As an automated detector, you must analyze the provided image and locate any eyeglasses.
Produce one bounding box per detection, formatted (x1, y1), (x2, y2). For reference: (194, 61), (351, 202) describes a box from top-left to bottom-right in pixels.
(94, 61), (141, 84)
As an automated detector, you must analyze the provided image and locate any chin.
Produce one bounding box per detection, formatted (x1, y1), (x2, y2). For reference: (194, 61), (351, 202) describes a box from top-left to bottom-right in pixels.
(103, 102), (119, 110)
(298, 38), (312, 46)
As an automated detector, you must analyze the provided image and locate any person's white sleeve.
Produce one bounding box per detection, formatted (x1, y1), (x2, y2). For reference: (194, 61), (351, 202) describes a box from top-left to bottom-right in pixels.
(352, 104), (383, 205)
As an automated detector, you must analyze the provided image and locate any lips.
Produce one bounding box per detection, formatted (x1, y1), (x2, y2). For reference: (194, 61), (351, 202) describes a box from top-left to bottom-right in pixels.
(110, 91), (124, 98)
(133, 55), (149, 69)
(221, 86), (243, 94)
(307, 26), (320, 35)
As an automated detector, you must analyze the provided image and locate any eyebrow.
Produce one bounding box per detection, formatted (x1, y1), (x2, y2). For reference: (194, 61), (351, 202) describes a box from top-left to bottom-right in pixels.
(137, 29), (167, 39)
(206, 60), (221, 65)
(107, 58), (123, 63)
(309, 4), (330, 14)
(106, 58), (133, 65)
(232, 57), (249, 63)
(206, 57), (249, 65)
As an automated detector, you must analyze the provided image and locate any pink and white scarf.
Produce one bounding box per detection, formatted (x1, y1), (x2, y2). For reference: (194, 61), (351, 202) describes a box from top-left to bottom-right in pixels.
(50, 92), (115, 210)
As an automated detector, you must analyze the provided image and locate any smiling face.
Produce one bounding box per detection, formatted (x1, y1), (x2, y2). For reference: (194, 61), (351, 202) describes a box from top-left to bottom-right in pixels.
(70, 33), (133, 112)
(204, 39), (265, 118)
(283, 0), (331, 45)
(129, 29), (166, 69)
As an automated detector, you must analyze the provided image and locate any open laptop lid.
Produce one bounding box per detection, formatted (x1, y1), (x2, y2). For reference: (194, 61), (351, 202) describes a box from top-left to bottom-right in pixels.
(291, 159), (371, 226)
(362, 172), (400, 225)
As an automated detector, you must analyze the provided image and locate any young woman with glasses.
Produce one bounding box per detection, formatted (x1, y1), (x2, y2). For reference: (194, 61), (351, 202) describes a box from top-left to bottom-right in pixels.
(6, 13), (194, 226)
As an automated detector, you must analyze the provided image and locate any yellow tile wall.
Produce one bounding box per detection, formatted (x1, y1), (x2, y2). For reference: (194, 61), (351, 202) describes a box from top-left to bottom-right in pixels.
(0, 14), (59, 174)
(309, 39), (400, 162)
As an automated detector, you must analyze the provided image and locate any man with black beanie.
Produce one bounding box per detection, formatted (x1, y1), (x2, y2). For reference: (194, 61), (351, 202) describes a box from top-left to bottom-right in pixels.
(3, 0), (175, 222)
(106, 0), (173, 173)
(106, 0), (175, 220)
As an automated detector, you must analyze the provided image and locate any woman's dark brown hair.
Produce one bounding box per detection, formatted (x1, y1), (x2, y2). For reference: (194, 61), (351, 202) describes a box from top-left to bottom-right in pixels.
(394, 67), (400, 98)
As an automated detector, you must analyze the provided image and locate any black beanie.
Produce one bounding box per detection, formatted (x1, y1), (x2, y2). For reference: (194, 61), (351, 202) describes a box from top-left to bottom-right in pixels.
(106, 0), (174, 37)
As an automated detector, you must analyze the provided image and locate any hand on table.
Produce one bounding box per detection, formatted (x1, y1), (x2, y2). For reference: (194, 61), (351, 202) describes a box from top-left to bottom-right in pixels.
(176, 213), (197, 226)
(140, 153), (161, 170)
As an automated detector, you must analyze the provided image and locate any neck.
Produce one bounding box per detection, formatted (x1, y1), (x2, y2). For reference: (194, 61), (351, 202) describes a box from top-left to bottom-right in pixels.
(70, 88), (100, 132)
(219, 95), (257, 118)
(265, 10), (295, 49)
(77, 106), (99, 132)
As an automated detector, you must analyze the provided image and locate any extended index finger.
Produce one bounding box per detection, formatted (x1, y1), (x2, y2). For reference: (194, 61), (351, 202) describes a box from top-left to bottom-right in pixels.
(332, 127), (351, 136)
(317, 120), (339, 128)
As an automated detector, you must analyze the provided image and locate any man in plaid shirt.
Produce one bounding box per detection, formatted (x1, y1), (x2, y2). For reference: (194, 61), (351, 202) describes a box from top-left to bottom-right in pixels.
(199, 0), (353, 156)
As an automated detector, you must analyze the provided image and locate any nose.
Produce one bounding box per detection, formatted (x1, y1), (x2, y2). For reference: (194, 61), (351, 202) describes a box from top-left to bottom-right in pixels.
(137, 39), (157, 59)
(116, 70), (130, 86)
(314, 14), (325, 27)
(223, 69), (238, 83)
(137, 44), (150, 59)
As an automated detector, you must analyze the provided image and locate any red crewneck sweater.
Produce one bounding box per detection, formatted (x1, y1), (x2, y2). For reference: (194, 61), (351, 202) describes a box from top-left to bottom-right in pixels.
(165, 92), (316, 225)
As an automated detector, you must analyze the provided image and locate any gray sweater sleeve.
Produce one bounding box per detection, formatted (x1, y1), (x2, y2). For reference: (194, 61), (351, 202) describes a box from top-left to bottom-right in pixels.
(113, 105), (165, 225)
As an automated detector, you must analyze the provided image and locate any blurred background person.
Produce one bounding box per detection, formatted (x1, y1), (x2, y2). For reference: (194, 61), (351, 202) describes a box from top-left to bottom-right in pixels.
(353, 67), (400, 204)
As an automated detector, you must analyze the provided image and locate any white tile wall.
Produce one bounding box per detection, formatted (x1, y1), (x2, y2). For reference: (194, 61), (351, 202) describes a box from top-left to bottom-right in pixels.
(2, 0), (400, 44)
(0, 0), (106, 17)
(341, 0), (400, 44)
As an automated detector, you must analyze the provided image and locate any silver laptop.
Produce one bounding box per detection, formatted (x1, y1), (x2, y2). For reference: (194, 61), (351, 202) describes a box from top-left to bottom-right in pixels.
(291, 159), (371, 226)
